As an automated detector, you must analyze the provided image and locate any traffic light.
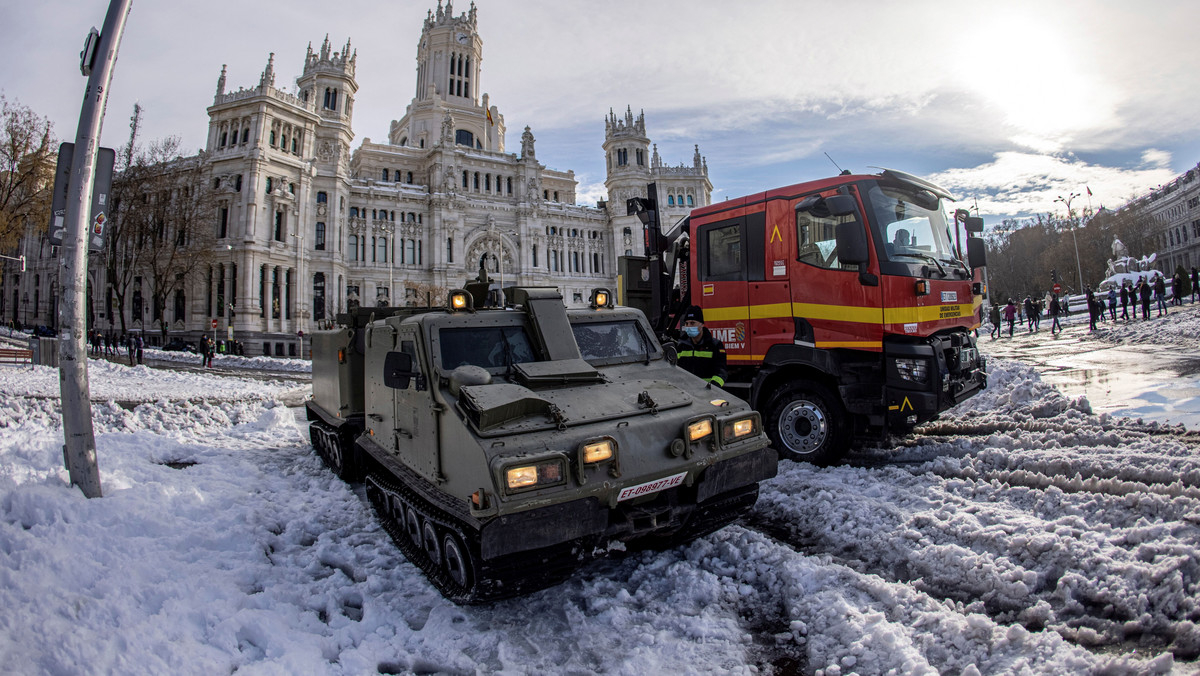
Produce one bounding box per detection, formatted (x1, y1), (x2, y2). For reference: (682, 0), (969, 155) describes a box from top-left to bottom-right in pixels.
(1051, 269), (1059, 283)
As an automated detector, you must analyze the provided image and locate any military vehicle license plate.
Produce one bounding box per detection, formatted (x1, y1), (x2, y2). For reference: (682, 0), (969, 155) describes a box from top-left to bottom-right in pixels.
(617, 471), (688, 502)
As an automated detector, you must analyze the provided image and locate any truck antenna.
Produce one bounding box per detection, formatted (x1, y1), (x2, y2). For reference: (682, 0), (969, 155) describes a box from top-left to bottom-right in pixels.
(824, 152), (850, 176)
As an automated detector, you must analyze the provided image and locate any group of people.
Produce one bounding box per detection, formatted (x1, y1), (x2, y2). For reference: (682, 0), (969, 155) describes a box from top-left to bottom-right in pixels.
(990, 295), (1057, 338)
(1083, 272), (1186, 330)
(87, 330), (144, 365)
(990, 267), (1198, 339)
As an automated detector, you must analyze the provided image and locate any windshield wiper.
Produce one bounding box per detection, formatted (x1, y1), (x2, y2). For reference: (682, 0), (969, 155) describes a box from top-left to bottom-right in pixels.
(892, 252), (947, 277)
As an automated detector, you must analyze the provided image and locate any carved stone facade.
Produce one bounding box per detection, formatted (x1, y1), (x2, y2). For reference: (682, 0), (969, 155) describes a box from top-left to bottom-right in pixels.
(5, 1), (712, 356)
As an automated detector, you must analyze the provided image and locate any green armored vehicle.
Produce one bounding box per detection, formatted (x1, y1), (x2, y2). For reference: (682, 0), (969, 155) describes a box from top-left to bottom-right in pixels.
(305, 284), (776, 603)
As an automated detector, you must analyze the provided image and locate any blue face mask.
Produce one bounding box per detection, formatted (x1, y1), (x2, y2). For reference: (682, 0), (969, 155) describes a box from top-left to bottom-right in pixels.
(683, 326), (701, 338)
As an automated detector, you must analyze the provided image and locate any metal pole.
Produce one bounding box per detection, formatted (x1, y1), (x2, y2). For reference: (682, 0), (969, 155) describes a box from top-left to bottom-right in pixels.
(59, 0), (133, 499)
(1071, 225), (1084, 291)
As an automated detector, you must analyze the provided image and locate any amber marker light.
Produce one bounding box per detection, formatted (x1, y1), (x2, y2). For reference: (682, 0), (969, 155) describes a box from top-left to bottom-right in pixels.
(589, 287), (612, 309)
(582, 439), (614, 463)
(686, 419), (713, 442)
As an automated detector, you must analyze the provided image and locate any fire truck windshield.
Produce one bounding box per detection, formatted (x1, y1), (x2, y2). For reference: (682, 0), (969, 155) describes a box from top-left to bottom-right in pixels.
(868, 183), (965, 277)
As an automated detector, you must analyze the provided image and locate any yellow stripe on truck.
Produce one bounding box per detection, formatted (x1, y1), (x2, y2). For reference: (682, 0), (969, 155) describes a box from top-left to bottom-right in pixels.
(702, 301), (975, 326)
(883, 303), (975, 324)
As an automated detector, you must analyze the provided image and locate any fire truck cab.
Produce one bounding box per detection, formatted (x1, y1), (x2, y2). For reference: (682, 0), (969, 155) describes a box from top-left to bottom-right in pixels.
(628, 169), (988, 464)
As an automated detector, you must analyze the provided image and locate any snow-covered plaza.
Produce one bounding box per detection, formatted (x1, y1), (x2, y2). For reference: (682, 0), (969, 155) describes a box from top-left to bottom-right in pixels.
(1, 307), (1199, 675)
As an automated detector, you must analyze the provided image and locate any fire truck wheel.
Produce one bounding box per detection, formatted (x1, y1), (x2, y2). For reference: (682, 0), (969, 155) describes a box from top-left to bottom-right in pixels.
(765, 382), (848, 465)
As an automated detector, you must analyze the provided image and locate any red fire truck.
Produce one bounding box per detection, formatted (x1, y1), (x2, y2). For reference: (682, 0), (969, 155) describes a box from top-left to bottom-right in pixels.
(623, 169), (988, 464)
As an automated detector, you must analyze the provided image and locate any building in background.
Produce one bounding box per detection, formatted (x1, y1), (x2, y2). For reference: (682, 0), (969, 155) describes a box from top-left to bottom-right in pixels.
(5, 1), (711, 355)
(1114, 163), (1200, 276)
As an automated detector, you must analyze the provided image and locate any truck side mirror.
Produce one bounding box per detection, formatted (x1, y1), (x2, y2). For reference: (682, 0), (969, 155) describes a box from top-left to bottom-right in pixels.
(964, 216), (984, 233)
(824, 194), (858, 217)
(835, 221), (869, 264)
(967, 238), (987, 269)
(383, 350), (416, 390)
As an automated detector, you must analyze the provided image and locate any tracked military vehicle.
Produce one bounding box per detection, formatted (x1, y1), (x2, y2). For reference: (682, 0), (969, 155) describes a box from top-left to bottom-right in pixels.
(305, 281), (776, 603)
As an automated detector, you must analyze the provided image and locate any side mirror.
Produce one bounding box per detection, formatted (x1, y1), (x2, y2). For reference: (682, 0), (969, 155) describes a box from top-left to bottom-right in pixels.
(964, 216), (984, 234)
(967, 238), (987, 269)
(383, 350), (416, 390)
(824, 194), (858, 217)
(835, 221), (869, 264)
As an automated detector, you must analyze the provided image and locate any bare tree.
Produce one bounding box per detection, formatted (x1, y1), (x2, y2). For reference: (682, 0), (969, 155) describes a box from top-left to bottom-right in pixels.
(108, 136), (216, 339)
(0, 95), (55, 254)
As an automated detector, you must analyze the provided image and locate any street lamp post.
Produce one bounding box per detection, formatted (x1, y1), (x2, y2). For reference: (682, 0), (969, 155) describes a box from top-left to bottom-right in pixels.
(1055, 192), (1084, 290)
(377, 220), (395, 306)
(291, 230), (305, 357)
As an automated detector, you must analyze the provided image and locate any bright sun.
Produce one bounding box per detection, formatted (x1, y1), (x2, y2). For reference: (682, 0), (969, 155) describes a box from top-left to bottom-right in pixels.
(950, 11), (1114, 144)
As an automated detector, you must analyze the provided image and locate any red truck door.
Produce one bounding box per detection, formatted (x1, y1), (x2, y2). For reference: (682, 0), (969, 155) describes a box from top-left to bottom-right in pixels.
(789, 186), (883, 350)
(692, 214), (752, 369)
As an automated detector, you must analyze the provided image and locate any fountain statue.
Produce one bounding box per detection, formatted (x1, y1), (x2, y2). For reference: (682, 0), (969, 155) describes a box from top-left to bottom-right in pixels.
(1098, 237), (1163, 291)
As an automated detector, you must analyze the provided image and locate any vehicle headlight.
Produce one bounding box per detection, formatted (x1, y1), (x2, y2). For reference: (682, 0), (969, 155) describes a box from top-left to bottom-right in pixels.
(895, 357), (928, 383)
(504, 459), (566, 492)
(719, 413), (760, 446)
(686, 418), (713, 442)
(581, 439), (614, 464)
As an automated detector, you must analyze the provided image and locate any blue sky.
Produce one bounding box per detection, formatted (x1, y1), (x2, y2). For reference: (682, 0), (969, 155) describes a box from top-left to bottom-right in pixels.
(4, 0), (1198, 226)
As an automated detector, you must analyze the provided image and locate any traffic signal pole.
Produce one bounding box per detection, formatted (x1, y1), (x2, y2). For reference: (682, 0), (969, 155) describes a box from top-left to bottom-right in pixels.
(59, 0), (133, 499)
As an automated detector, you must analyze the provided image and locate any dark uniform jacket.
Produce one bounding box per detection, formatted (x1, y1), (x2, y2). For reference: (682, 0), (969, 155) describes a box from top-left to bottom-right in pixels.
(675, 330), (728, 387)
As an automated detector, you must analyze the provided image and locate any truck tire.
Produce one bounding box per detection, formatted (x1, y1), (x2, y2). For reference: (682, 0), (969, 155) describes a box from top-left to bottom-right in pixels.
(765, 382), (848, 465)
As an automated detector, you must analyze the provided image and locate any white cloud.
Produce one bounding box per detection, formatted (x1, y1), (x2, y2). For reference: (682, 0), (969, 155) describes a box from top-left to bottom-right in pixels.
(4, 0), (1197, 230)
(928, 151), (1178, 220)
(1140, 149), (1172, 170)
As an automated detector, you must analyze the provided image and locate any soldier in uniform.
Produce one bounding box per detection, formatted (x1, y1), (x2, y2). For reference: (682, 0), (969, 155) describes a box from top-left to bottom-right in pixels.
(675, 305), (727, 388)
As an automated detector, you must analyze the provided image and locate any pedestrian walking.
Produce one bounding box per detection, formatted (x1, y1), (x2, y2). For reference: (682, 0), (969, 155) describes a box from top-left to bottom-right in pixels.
(1049, 294), (1063, 335)
(135, 334), (144, 366)
(1003, 299), (1017, 337)
(1119, 283), (1130, 321)
(1139, 278), (1152, 320)
(989, 303), (1002, 339)
(1107, 288), (1117, 321)
(1154, 275), (1168, 317)
(1086, 287), (1098, 331)
(1024, 296), (1036, 333)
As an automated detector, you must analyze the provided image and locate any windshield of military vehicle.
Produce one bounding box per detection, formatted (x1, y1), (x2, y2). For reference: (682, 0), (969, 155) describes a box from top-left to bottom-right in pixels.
(440, 326), (538, 370)
(572, 321), (650, 362)
(867, 183), (963, 274)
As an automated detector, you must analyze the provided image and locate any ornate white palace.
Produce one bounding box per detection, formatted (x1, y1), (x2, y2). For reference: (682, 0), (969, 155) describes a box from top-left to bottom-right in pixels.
(5, 1), (712, 356)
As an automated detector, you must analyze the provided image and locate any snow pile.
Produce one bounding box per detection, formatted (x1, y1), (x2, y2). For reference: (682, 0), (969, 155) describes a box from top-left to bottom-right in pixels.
(1086, 300), (1200, 348)
(0, 354), (1195, 673)
(0, 358), (306, 403)
(143, 346), (313, 373)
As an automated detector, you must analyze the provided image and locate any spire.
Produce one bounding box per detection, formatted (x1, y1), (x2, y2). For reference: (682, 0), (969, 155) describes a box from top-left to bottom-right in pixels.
(216, 64), (227, 97)
(321, 34), (331, 61)
(259, 53), (275, 89)
(694, 144), (702, 168)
